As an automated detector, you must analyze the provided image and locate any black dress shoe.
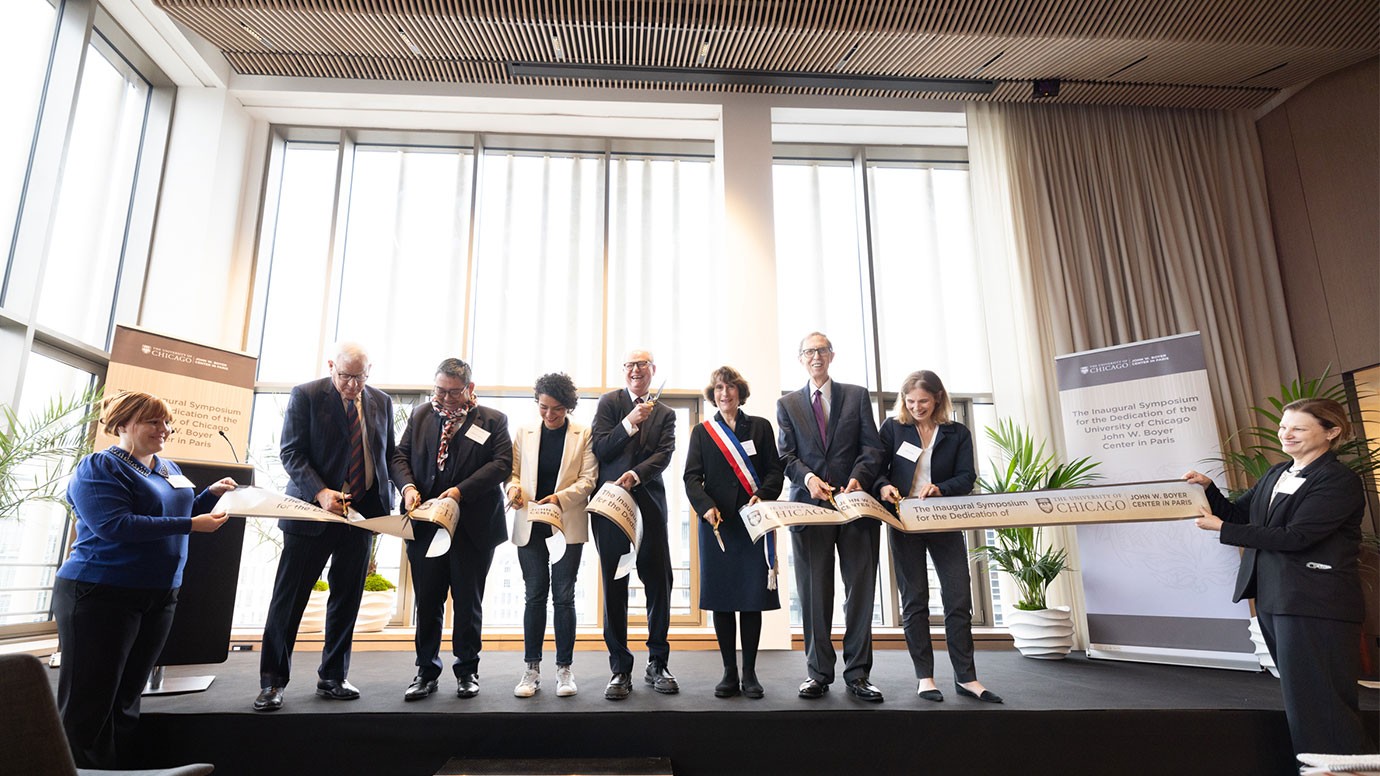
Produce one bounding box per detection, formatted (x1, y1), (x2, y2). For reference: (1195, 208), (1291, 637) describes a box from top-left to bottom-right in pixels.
(918, 686), (945, 702)
(740, 670), (764, 699)
(846, 677), (884, 702)
(605, 672), (632, 701)
(404, 676), (438, 701)
(797, 678), (828, 699)
(456, 674), (480, 698)
(955, 683), (1003, 703)
(644, 663), (680, 694)
(714, 668), (741, 698)
(253, 686), (284, 712)
(315, 679), (360, 701)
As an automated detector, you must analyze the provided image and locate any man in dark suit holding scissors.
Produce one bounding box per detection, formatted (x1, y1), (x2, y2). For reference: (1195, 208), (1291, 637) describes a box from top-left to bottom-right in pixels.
(776, 332), (885, 701)
(255, 342), (395, 712)
(591, 348), (678, 700)
(390, 357), (512, 701)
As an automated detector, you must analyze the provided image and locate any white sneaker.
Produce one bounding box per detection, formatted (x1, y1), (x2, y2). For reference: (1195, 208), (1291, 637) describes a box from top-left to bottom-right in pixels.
(514, 664), (540, 697)
(555, 664), (577, 697)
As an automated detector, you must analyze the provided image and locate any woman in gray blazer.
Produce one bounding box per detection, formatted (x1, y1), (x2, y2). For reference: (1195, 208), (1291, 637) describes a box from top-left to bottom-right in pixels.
(1187, 397), (1371, 755)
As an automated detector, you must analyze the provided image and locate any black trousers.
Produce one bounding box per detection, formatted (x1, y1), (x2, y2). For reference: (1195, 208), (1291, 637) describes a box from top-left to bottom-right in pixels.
(408, 521), (497, 680)
(591, 508), (672, 674)
(1258, 610), (1373, 754)
(890, 529), (978, 682)
(53, 577), (177, 769)
(259, 521), (372, 688)
(792, 520), (880, 684)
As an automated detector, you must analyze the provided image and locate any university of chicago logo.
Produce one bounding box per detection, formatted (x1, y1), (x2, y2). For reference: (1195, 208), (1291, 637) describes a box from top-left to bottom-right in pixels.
(1036, 498), (1053, 514)
(141, 345), (152, 355)
(1080, 366), (1089, 374)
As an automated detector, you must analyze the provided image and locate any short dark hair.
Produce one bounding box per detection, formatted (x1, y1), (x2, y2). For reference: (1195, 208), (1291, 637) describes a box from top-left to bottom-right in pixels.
(436, 358), (472, 385)
(703, 366), (751, 404)
(534, 372), (579, 410)
(101, 391), (173, 436)
(1282, 398), (1351, 448)
(894, 370), (952, 425)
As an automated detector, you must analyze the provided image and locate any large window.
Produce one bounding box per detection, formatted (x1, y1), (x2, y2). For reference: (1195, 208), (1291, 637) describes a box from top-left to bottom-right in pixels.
(0, 0), (57, 269)
(772, 148), (1000, 629)
(0, 0), (173, 639)
(242, 133), (719, 631)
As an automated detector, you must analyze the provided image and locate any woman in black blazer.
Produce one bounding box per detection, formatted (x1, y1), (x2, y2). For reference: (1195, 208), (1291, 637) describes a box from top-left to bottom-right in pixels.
(875, 370), (1001, 703)
(1187, 398), (1371, 755)
(683, 366), (784, 699)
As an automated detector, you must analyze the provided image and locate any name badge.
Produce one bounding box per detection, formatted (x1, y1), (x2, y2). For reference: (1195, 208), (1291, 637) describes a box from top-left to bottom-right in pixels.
(165, 474), (195, 489)
(465, 425), (492, 445)
(896, 441), (922, 462)
(1277, 476), (1304, 494)
(741, 440), (758, 456)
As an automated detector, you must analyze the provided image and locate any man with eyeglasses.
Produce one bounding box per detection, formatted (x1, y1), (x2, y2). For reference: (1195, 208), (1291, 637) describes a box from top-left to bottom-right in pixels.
(776, 332), (885, 702)
(255, 342), (396, 712)
(389, 358), (512, 701)
(590, 349), (678, 699)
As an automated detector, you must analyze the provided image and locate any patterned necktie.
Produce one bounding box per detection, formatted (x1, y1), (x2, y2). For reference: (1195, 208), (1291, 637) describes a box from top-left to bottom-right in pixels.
(811, 389), (828, 446)
(344, 398), (365, 498)
(434, 398), (473, 471)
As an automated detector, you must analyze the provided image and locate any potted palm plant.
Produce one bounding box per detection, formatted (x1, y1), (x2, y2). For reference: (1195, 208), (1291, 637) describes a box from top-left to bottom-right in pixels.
(0, 389), (102, 521)
(971, 418), (1101, 659)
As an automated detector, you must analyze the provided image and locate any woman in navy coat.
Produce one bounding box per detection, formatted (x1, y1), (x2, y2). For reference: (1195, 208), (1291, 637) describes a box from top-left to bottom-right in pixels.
(1187, 397), (1371, 755)
(684, 366), (783, 699)
(874, 370), (1001, 703)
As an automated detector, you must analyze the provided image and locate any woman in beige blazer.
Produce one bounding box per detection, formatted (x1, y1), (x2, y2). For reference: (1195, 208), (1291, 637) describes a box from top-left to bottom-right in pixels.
(506, 372), (598, 698)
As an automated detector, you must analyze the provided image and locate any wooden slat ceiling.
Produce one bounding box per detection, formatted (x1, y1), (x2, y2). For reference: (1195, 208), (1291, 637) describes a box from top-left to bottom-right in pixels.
(156, 0), (1378, 110)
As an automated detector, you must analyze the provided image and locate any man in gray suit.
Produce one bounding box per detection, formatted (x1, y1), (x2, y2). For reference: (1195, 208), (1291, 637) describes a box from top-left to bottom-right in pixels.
(776, 332), (885, 701)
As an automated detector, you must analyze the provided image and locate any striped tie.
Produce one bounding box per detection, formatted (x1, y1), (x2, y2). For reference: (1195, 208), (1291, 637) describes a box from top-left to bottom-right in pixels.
(344, 399), (365, 498)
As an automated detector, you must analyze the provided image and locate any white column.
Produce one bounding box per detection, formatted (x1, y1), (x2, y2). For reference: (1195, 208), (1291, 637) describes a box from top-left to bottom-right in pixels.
(715, 97), (792, 648)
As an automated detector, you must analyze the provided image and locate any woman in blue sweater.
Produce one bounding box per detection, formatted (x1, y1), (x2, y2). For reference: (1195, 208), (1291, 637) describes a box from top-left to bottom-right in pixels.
(54, 391), (236, 769)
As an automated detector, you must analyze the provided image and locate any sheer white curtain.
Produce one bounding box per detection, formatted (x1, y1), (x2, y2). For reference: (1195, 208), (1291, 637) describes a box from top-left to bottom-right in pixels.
(968, 102), (1295, 472)
(606, 156), (719, 387)
(338, 146), (474, 384)
(772, 162), (872, 388)
(967, 101), (1298, 621)
(471, 152), (603, 388)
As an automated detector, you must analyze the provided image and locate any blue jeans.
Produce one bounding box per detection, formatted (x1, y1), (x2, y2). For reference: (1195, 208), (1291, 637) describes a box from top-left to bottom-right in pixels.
(517, 522), (584, 665)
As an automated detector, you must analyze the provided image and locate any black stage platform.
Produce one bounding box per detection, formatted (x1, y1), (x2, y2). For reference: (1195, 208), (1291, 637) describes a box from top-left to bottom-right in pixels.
(62, 649), (1378, 776)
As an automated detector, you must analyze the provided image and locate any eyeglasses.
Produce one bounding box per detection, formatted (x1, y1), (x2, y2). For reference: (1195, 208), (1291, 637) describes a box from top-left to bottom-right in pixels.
(433, 387), (468, 399)
(623, 360), (652, 371)
(799, 347), (833, 358)
(335, 371), (369, 385)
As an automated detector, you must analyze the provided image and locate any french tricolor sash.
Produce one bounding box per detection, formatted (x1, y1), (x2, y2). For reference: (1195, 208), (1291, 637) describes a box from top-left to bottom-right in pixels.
(702, 418), (778, 589)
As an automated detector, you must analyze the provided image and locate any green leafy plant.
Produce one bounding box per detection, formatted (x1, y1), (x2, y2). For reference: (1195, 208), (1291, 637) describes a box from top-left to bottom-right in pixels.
(1212, 367), (1379, 494)
(0, 388), (102, 520)
(363, 573), (396, 592)
(312, 579), (329, 592)
(970, 419), (1102, 611)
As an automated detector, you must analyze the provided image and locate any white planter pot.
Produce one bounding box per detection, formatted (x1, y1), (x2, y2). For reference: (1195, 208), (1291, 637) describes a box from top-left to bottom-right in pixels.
(299, 589), (328, 634)
(353, 589), (397, 633)
(1005, 605), (1074, 659)
(1248, 616), (1280, 678)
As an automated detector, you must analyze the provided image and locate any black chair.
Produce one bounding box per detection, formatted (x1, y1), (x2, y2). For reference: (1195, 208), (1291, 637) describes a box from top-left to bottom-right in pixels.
(0, 653), (213, 775)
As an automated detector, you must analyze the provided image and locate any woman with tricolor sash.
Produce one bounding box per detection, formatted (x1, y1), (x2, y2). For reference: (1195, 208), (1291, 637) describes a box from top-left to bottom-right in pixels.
(683, 366), (784, 699)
